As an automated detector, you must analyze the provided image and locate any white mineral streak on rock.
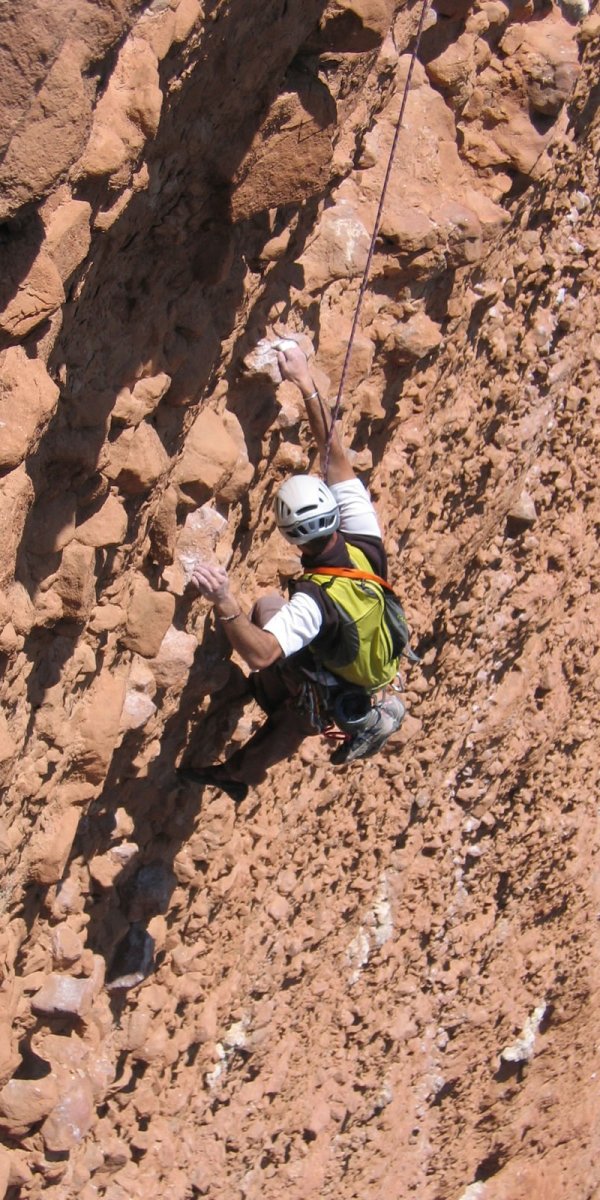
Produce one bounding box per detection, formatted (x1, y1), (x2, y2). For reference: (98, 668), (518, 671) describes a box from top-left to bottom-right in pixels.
(458, 1184), (487, 1200)
(150, 625), (197, 689)
(206, 1018), (249, 1089)
(244, 338), (285, 383)
(177, 504), (229, 583)
(120, 689), (157, 731)
(347, 927), (370, 984)
(373, 872), (394, 947)
(347, 873), (394, 982)
(499, 1002), (547, 1065)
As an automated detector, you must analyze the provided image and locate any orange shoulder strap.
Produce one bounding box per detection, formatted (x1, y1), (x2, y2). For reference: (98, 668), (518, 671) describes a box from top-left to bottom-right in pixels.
(300, 565), (393, 592)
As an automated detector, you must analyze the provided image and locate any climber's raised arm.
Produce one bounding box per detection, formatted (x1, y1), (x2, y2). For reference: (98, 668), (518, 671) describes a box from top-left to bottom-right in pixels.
(276, 343), (355, 485)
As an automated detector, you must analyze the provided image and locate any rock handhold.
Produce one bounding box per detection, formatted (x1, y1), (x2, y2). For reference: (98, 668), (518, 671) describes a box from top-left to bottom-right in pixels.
(112, 373), (172, 426)
(299, 200), (371, 291)
(148, 626), (197, 690)
(505, 491), (538, 536)
(0, 1076), (60, 1135)
(31, 974), (96, 1019)
(41, 1075), (95, 1153)
(387, 312), (443, 361)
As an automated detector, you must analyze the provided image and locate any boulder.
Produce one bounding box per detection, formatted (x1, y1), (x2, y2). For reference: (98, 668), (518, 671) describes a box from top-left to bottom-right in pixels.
(112, 373), (172, 426)
(54, 541), (97, 621)
(387, 312), (443, 361)
(26, 806), (80, 885)
(106, 422), (170, 494)
(119, 690), (157, 732)
(32, 974), (95, 1019)
(307, 0), (394, 51)
(51, 925), (84, 969)
(174, 409), (252, 506)
(89, 843), (138, 887)
(231, 75), (336, 220)
(122, 577), (176, 657)
(41, 1075), (95, 1153)
(44, 199), (92, 283)
(0, 1077), (60, 1134)
(0, 42), (92, 219)
(149, 626), (197, 689)
(69, 670), (126, 783)
(0, 251), (65, 339)
(0, 466), (35, 588)
(298, 200), (371, 290)
(76, 494), (128, 548)
(74, 36), (162, 185)
(0, 348), (60, 470)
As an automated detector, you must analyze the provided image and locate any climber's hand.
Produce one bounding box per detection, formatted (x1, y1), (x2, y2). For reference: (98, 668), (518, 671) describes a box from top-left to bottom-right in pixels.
(189, 563), (231, 605)
(276, 342), (314, 393)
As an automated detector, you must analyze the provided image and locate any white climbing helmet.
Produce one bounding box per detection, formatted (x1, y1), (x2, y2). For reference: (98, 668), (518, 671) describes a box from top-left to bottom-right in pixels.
(274, 475), (340, 546)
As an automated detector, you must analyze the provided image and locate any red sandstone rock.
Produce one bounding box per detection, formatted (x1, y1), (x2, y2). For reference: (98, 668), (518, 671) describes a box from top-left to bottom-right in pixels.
(0, 348), (60, 470)
(41, 1075), (96, 1153)
(51, 924), (84, 969)
(113, 373), (172, 426)
(387, 312), (443, 361)
(232, 76), (336, 220)
(148, 626), (197, 689)
(44, 198), (92, 283)
(0, 465), (31, 588)
(174, 408), (252, 506)
(122, 577), (176, 658)
(106, 422), (170, 495)
(32, 960), (104, 1019)
(0, 250), (65, 339)
(0, 1076), (60, 1133)
(0, 42), (92, 220)
(69, 671), (127, 783)
(54, 541), (97, 620)
(0, 3), (596, 1196)
(76, 494), (129, 548)
(26, 807), (80, 886)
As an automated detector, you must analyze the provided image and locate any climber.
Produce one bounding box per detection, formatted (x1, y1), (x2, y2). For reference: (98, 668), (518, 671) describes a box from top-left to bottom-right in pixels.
(178, 342), (406, 803)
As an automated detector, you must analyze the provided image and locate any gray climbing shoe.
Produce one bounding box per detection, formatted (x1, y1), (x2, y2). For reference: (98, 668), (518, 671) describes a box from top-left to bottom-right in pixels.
(330, 697), (405, 765)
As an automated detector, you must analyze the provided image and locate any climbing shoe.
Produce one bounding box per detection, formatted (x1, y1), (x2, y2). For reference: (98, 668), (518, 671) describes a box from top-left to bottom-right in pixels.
(176, 766), (249, 805)
(330, 697), (405, 765)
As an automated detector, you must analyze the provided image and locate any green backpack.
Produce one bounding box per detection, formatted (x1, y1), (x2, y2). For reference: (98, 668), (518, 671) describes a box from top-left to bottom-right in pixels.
(298, 543), (410, 692)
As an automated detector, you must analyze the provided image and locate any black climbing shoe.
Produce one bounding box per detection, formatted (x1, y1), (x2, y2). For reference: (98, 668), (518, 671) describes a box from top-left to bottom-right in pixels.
(177, 766), (249, 805)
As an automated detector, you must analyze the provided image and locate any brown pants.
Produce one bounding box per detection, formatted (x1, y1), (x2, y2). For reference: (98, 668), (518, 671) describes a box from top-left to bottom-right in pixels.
(222, 594), (318, 786)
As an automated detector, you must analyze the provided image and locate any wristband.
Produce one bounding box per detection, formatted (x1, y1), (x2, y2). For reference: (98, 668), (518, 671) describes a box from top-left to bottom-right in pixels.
(306, 389), (319, 400)
(220, 611), (242, 623)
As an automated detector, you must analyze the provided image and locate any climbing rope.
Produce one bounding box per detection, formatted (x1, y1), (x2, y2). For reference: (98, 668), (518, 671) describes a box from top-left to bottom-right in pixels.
(323, 0), (430, 483)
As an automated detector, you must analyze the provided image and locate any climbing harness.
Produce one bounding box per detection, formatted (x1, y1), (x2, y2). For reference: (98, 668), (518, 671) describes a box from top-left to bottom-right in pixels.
(322, 0), (431, 483)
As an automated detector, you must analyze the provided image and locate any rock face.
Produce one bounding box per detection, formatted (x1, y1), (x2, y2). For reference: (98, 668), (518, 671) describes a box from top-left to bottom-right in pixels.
(0, 2), (597, 1198)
